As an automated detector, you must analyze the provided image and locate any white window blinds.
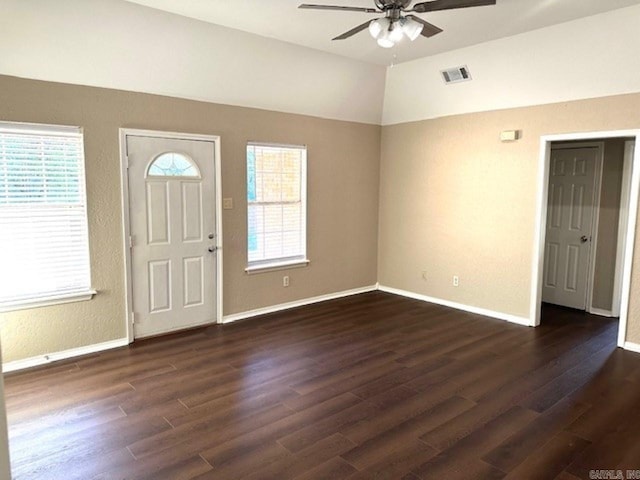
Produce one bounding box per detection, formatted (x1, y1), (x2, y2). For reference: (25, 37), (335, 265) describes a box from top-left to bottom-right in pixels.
(247, 143), (307, 267)
(0, 123), (92, 307)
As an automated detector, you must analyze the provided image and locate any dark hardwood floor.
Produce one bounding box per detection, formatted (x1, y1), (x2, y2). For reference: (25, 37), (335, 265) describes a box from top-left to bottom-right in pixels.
(4, 292), (640, 479)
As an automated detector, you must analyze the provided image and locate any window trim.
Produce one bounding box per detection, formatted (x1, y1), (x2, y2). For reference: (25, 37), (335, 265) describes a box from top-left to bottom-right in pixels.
(245, 258), (310, 274)
(0, 121), (80, 137)
(0, 290), (97, 313)
(246, 142), (309, 272)
(0, 121), (95, 311)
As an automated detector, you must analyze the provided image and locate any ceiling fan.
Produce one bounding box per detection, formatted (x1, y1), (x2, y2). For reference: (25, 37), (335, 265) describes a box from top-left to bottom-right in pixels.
(299, 0), (497, 48)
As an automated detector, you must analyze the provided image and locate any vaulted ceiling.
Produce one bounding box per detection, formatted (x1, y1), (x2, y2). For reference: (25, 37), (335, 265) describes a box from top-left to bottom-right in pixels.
(124, 0), (640, 65)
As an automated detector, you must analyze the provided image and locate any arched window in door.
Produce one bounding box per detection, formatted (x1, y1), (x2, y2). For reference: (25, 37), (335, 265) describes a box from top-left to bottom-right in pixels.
(147, 152), (200, 178)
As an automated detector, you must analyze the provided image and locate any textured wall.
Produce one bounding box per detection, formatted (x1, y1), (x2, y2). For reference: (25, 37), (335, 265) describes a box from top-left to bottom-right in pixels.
(378, 92), (640, 342)
(0, 75), (380, 363)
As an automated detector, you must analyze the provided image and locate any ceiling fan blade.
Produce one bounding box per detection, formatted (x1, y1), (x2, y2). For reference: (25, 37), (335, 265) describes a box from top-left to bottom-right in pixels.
(332, 20), (374, 40)
(412, 0), (496, 13)
(406, 14), (443, 37)
(299, 4), (379, 13)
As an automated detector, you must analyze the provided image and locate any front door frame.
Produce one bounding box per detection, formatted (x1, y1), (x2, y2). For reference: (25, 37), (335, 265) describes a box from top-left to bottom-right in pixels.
(531, 129), (640, 349)
(119, 128), (223, 343)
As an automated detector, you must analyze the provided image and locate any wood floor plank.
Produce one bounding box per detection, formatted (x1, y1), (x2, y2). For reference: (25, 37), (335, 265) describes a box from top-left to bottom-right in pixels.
(564, 379), (640, 441)
(275, 400), (378, 453)
(188, 442), (291, 479)
(3, 293), (636, 479)
(482, 395), (590, 473)
(198, 393), (363, 466)
(340, 380), (462, 445)
(565, 404), (640, 477)
(293, 457), (357, 480)
(414, 406), (539, 478)
(92, 454), (213, 480)
(503, 431), (591, 480)
(520, 342), (615, 413)
(457, 325), (615, 403)
(281, 361), (405, 412)
(341, 395), (475, 470)
(127, 402), (294, 461)
(345, 438), (437, 480)
(242, 433), (355, 480)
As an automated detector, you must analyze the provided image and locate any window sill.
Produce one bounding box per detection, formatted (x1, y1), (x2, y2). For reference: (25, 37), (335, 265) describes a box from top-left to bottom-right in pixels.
(0, 290), (97, 313)
(245, 259), (310, 274)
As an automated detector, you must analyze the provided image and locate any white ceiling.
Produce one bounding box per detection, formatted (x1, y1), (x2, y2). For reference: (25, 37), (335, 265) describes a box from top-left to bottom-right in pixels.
(124, 0), (640, 65)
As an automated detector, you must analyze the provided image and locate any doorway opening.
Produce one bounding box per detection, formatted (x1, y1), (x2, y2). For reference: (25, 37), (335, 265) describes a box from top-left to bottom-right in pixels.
(531, 130), (640, 349)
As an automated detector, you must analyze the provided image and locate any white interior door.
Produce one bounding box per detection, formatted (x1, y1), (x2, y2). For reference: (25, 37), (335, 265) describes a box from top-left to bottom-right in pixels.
(542, 146), (598, 309)
(127, 135), (218, 338)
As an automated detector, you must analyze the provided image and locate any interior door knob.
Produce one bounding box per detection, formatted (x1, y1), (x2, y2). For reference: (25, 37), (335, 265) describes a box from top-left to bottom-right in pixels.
(580, 235), (589, 243)
(208, 246), (217, 253)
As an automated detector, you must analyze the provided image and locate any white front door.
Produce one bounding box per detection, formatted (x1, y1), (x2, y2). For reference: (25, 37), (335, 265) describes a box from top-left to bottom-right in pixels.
(127, 135), (218, 338)
(542, 146), (598, 310)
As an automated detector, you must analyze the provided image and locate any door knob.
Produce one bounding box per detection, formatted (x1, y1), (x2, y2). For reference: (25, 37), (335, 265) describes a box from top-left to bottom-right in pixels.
(208, 246), (217, 253)
(580, 236), (589, 243)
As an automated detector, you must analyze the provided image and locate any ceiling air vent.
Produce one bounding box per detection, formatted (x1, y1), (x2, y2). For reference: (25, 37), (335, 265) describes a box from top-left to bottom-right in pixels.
(441, 65), (472, 84)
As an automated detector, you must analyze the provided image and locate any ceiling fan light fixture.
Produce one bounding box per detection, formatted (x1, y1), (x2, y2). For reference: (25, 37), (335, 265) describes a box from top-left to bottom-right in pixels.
(377, 37), (395, 48)
(401, 17), (424, 41)
(388, 22), (404, 43)
(368, 17), (390, 39)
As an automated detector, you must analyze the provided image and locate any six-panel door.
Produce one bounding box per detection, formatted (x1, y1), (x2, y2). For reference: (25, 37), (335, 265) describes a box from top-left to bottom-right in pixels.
(127, 136), (217, 338)
(542, 146), (598, 310)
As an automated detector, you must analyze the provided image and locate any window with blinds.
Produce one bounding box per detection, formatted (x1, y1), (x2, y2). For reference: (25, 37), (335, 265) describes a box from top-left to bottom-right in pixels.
(247, 143), (307, 269)
(0, 123), (93, 308)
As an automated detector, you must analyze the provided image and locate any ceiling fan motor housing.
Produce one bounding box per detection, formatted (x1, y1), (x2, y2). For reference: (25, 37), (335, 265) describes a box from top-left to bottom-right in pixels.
(378, 0), (411, 9)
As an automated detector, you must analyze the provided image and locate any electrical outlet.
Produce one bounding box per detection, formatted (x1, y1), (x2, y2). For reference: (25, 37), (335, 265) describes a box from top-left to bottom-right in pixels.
(223, 197), (233, 209)
(283, 275), (289, 287)
(421, 271), (428, 281)
(453, 275), (459, 287)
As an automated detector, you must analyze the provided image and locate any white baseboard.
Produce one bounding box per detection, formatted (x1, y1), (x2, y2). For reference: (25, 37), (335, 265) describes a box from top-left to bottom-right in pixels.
(378, 285), (532, 327)
(222, 284), (378, 324)
(589, 307), (615, 317)
(623, 341), (640, 354)
(2, 338), (130, 374)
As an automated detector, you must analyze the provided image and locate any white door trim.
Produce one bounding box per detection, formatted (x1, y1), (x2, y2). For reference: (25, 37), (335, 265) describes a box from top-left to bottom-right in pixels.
(612, 141), (635, 318)
(119, 129), (223, 343)
(531, 130), (640, 350)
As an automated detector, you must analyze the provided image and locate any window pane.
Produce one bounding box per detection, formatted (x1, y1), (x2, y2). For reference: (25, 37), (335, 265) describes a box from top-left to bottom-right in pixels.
(263, 232), (283, 259)
(283, 204), (301, 233)
(0, 125), (92, 304)
(247, 148), (257, 202)
(262, 173), (282, 202)
(282, 231), (302, 257)
(246, 143), (306, 265)
(263, 205), (283, 233)
(148, 152), (199, 177)
(260, 148), (282, 173)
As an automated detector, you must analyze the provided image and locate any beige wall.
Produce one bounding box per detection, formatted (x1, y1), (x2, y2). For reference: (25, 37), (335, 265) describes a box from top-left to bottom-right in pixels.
(592, 139), (625, 311)
(0, 75), (380, 363)
(378, 92), (640, 342)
